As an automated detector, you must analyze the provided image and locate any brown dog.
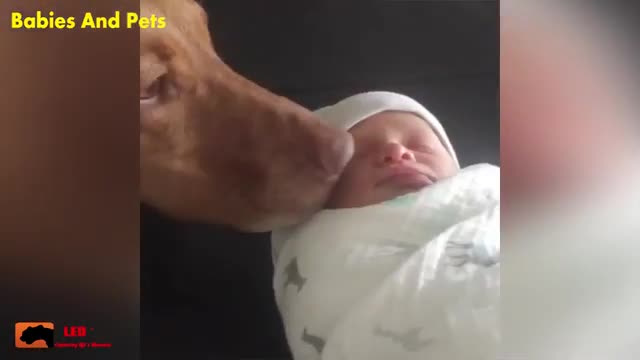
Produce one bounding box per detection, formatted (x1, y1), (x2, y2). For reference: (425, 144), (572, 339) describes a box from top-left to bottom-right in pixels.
(140, 0), (354, 231)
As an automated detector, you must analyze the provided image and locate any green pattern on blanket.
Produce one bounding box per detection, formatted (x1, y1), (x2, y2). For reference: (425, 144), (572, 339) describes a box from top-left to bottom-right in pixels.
(382, 192), (422, 208)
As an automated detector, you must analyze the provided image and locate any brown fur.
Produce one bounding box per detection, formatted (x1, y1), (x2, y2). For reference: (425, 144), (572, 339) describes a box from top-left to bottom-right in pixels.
(140, 0), (354, 231)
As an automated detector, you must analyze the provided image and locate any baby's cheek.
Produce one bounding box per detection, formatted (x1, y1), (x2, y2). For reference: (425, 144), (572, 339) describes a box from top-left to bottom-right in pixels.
(343, 166), (374, 193)
(434, 153), (459, 179)
(326, 166), (364, 207)
(343, 166), (380, 203)
(447, 156), (460, 175)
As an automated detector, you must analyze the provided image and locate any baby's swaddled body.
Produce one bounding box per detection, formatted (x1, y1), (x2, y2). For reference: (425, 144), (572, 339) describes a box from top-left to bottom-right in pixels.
(272, 164), (500, 360)
(272, 91), (500, 360)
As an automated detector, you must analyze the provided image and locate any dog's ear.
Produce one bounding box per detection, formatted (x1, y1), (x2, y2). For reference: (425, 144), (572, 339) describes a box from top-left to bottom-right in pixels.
(193, 0), (205, 11)
(191, 0), (212, 42)
(196, 1), (209, 27)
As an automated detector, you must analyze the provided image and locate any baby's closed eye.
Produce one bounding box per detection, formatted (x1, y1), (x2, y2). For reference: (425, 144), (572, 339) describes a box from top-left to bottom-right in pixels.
(408, 142), (435, 154)
(404, 134), (433, 151)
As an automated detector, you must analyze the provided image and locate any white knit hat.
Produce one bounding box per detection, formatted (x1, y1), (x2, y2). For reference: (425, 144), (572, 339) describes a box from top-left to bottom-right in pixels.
(315, 91), (460, 168)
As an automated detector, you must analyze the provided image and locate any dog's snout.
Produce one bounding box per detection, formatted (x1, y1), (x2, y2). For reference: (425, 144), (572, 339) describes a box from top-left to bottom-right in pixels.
(320, 130), (354, 180)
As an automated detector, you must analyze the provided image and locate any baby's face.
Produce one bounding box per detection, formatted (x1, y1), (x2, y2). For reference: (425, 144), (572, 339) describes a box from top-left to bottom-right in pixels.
(326, 111), (458, 208)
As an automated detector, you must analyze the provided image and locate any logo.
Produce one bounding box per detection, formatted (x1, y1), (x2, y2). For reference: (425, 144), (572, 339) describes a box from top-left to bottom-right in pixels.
(15, 322), (112, 349)
(15, 322), (55, 348)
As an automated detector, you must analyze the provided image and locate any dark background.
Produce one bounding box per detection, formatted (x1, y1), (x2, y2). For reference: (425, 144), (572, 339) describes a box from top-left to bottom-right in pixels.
(142, 1), (498, 359)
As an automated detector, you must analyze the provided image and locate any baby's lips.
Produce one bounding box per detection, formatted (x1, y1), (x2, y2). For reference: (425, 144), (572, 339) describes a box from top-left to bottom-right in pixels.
(376, 164), (436, 188)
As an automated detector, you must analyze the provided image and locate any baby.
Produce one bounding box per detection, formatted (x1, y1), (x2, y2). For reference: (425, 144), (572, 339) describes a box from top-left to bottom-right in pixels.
(271, 91), (499, 360)
(316, 92), (461, 209)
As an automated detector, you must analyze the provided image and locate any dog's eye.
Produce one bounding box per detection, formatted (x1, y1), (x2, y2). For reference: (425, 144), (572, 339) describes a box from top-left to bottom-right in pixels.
(140, 74), (169, 105)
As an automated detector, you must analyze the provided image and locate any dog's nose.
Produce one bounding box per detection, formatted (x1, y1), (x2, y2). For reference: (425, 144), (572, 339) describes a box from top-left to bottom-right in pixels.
(320, 131), (354, 180)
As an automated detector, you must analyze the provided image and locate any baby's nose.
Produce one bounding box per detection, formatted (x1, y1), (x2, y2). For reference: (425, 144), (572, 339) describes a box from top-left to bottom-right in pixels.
(381, 142), (415, 164)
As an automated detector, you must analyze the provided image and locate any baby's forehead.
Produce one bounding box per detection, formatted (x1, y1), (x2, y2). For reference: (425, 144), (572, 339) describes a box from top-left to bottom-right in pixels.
(350, 110), (434, 136)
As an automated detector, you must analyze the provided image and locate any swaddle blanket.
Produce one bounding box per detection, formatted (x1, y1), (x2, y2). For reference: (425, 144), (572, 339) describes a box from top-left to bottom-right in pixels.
(271, 163), (500, 360)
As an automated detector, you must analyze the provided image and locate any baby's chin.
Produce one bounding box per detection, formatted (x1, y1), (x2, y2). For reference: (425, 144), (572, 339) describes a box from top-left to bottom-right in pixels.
(385, 173), (436, 191)
(372, 182), (434, 205)
(390, 186), (427, 198)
